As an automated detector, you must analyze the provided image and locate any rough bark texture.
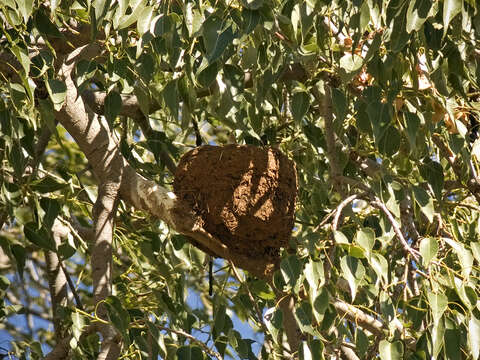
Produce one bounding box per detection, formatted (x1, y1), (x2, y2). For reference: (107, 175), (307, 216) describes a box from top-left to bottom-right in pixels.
(174, 145), (297, 277)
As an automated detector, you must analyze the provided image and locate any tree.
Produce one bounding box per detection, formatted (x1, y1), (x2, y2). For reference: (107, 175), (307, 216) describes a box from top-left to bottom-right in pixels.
(1, 0), (480, 358)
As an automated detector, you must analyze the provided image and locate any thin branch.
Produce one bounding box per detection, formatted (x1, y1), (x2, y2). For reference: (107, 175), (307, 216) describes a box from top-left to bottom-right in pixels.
(371, 199), (420, 261)
(229, 261), (275, 353)
(155, 324), (223, 360)
(432, 133), (480, 204)
(332, 194), (361, 231)
(60, 262), (84, 311)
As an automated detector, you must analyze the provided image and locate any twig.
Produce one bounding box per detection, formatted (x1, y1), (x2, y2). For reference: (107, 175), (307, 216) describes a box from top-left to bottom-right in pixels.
(149, 323), (223, 360)
(371, 199), (420, 261)
(228, 261), (275, 353)
(432, 133), (480, 204)
(59, 262), (84, 311)
(332, 194), (362, 231)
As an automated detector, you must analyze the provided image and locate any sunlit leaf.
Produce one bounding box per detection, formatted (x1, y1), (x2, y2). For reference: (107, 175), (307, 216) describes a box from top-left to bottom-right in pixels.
(379, 340), (404, 360)
(427, 292), (447, 325)
(419, 237), (438, 267)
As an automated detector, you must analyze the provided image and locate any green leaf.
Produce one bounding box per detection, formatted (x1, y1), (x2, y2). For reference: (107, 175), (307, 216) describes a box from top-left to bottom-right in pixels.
(30, 176), (67, 193)
(34, 9), (62, 38)
(334, 230), (350, 245)
(118, 0), (147, 30)
(208, 26), (234, 64)
(11, 46), (30, 75)
(9, 141), (26, 178)
(427, 292), (447, 325)
(58, 242), (76, 259)
(176, 345), (203, 360)
(404, 112), (420, 150)
(379, 340), (404, 360)
(151, 14), (173, 36)
(163, 80), (178, 119)
(40, 197), (60, 229)
(264, 307), (283, 345)
(250, 279), (275, 300)
(105, 91), (122, 124)
(431, 317), (445, 358)
(134, 84), (150, 116)
(242, 9), (260, 34)
(137, 6), (153, 35)
(378, 126), (400, 156)
(11, 244), (26, 278)
(203, 16), (233, 63)
(280, 255), (302, 289)
(24, 222), (56, 251)
(313, 287), (329, 317)
(419, 237), (438, 267)
(412, 185), (435, 223)
(294, 301), (314, 333)
(339, 53), (363, 82)
(444, 322), (461, 360)
(471, 242), (480, 264)
(240, 0), (264, 10)
(370, 253), (388, 284)
(331, 87), (348, 122)
(291, 91), (310, 124)
(0, 275), (10, 291)
(443, 237), (473, 278)
(367, 103), (392, 144)
(469, 315), (480, 360)
(419, 160), (444, 199)
(355, 227), (375, 257)
(406, 0), (432, 33)
(196, 61), (218, 88)
(46, 79), (67, 111)
(340, 256), (365, 301)
(300, 340), (324, 360)
(213, 304), (227, 339)
(17, 0), (34, 23)
(305, 260), (325, 291)
(443, 0), (462, 36)
(104, 295), (131, 343)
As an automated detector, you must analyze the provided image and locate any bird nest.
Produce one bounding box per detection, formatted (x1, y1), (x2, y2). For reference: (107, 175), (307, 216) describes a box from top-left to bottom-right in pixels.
(173, 145), (297, 276)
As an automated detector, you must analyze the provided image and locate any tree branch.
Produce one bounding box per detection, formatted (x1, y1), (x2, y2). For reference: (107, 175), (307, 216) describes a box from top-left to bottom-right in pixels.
(371, 199), (420, 261)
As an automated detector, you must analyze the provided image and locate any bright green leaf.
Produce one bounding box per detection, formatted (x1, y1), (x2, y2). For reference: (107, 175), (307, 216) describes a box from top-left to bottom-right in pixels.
(419, 237), (438, 267)
(427, 292), (447, 325)
(379, 340), (404, 360)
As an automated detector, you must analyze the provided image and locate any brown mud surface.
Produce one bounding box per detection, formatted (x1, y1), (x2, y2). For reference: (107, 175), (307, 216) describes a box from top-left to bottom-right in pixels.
(173, 145), (297, 270)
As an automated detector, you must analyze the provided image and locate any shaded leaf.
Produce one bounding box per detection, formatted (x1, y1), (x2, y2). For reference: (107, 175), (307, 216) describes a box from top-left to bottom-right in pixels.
(412, 185), (435, 223)
(291, 91), (310, 124)
(340, 256), (365, 301)
(30, 176), (67, 193)
(280, 255), (302, 289)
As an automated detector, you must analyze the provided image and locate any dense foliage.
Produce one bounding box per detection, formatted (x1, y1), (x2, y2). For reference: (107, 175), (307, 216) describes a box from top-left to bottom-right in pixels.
(1, 0), (480, 359)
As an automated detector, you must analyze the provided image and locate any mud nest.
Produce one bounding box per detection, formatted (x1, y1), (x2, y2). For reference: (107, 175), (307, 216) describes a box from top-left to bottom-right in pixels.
(173, 145), (297, 267)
